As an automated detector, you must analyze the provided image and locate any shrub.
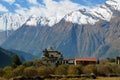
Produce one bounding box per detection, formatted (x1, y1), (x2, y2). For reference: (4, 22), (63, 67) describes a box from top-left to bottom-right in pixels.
(83, 64), (97, 74)
(97, 64), (112, 76)
(3, 66), (13, 79)
(23, 61), (33, 67)
(37, 66), (55, 77)
(67, 65), (82, 75)
(23, 66), (37, 78)
(0, 69), (5, 77)
(11, 65), (25, 77)
(33, 59), (43, 68)
(55, 65), (68, 75)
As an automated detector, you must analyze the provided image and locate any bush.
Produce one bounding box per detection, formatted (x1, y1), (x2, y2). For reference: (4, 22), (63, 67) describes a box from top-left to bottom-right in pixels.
(33, 59), (43, 68)
(97, 64), (112, 76)
(96, 63), (120, 76)
(55, 65), (68, 75)
(0, 69), (5, 77)
(23, 61), (33, 67)
(0, 77), (7, 80)
(38, 66), (55, 77)
(83, 64), (97, 74)
(11, 65), (25, 77)
(23, 66), (37, 78)
(110, 63), (120, 74)
(67, 65), (82, 75)
(3, 66), (13, 79)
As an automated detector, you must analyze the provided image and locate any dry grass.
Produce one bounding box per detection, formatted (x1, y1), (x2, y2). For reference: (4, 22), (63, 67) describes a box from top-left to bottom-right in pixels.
(45, 77), (120, 80)
(0, 77), (7, 80)
(96, 77), (120, 80)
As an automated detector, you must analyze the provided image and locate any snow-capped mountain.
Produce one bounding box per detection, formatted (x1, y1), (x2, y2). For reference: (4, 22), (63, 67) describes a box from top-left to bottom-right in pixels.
(0, 13), (27, 44)
(25, 0), (120, 27)
(0, 0), (119, 30)
(25, 14), (63, 27)
(1, 0), (120, 59)
(0, 13), (27, 31)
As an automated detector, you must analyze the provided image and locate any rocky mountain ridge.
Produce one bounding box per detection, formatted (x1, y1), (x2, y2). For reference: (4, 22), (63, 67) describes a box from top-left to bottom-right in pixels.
(1, 0), (120, 59)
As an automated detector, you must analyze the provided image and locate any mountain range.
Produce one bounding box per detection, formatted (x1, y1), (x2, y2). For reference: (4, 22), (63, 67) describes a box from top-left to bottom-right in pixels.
(0, 47), (13, 67)
(0, 0), (120, 60)
(0, 46), (35, 67)
(0, 13), (27, 44)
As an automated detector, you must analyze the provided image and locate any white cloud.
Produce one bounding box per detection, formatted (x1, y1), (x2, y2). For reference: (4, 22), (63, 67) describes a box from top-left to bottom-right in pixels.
(14, 3), (21, 8)
(0, 4), (8, 12)
(4, 0), (15, 4)
(27, 0), (40, 5)
(15, 0), (85, 19)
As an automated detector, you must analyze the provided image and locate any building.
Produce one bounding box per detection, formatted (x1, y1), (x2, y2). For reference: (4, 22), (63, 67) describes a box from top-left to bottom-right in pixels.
(68, 59), (75, 65)
(42, 47), (63, 65)
(61, 58), (68, 64)
(42, 48), (97, 66)
(116, 56), (120, 64)
(74, 58), (96, 65)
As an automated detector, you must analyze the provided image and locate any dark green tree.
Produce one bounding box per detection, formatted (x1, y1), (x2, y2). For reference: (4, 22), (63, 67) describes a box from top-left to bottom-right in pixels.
(43, 48), (49, 57)
(97, 59), (100, 64)
(11, 55), (22, 68)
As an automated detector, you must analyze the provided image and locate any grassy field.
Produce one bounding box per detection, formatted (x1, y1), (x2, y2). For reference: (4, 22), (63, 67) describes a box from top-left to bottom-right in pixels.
(45, 77), (120, 80)
(1, 77), (120, 80)
(96, 77), (120, 80)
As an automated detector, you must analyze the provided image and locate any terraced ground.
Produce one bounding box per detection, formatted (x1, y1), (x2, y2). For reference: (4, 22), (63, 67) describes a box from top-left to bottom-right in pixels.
(0, 77), (120, 80)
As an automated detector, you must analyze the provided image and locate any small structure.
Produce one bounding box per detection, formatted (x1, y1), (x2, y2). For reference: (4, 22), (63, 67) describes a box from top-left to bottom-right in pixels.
(116, 56), (120, 64)
(68, 59), (75, 65)
(62, 58), (69, 64)
(42, 47), (63, 65)
(74, 58), (96, 65)
(42, 48), (97, 66)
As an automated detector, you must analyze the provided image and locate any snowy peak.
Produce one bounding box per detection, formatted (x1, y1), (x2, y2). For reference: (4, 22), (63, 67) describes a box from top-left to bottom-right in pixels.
(64, 8), (99, 24)
(25, 0), (120, 26)
(26, 15), (38, 26)
(105, 0), (120, 11)
(64, 0), (119, 25)
(24, 0), (120, 27)
(0, 13), (27, 30)
(25, 15), (62, 27)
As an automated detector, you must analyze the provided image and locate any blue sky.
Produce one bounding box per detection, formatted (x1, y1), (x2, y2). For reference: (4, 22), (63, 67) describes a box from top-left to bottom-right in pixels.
(70, 0), (106, 6)
(0, 0), (107, 16)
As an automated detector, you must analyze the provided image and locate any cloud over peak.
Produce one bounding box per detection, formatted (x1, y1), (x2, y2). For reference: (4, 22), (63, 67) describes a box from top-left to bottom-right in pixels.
(0, 4), (8, 12)
(15, 0), (84, 18)
(0, 0), (106, 19)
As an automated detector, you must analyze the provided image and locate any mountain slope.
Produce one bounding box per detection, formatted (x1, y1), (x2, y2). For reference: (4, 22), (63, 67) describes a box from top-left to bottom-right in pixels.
(93, 16), (120, 59)
(1, 0), (120, 59)
(0, 13), (27, 31)
(0, 47), (13, 67)
(0, 13), (27, 44)
(2, 16), (120, 59)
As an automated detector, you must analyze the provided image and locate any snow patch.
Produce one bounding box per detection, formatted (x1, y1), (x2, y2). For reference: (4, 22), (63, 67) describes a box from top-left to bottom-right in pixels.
(64, 0), (118, 25)
(0, 13), (27, 30)
(26, 15), (38, 26)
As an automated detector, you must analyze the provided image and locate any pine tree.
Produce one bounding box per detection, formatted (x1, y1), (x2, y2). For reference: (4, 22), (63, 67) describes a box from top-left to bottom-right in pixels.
(43, 48), (49, 58)
(11, 55), (22, 68)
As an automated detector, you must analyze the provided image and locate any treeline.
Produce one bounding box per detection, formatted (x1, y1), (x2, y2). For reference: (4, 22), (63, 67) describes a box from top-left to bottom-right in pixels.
(0, 56), (120, 80)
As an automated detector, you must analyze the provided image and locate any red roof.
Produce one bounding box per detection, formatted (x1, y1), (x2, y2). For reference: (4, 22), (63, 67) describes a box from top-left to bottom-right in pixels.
(75, 58), (96, 62)
(63, 58), (68, 60)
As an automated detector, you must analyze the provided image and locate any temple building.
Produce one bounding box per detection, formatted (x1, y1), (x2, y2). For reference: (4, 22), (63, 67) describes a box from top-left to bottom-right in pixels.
(42, 47), (63, 65)
(74, 58), (96, 65)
